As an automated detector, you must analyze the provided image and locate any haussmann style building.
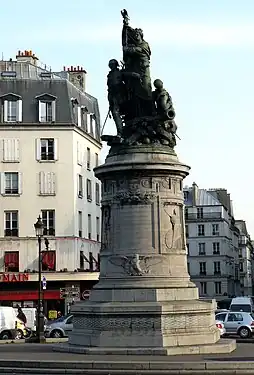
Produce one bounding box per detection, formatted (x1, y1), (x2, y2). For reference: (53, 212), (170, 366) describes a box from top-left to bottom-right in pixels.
(184, 183), (242, 301)
(0, 50), (101, 316)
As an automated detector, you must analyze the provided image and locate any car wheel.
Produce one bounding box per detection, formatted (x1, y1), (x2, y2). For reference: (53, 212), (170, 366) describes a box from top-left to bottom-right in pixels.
(0, 331), (12, 340)
(50, 329), (63, 338)
(238, 326), (251, 338)
(16, 330), (23, 340)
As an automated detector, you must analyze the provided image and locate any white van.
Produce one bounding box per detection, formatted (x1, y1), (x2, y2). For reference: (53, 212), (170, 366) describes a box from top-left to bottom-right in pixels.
(14, 307), (37, 330)
(229, 297), (253, 313)
(0, 306), (18, 339)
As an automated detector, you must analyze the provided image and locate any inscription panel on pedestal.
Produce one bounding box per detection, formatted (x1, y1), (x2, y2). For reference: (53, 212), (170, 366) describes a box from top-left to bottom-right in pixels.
(112, 205), (154, 252)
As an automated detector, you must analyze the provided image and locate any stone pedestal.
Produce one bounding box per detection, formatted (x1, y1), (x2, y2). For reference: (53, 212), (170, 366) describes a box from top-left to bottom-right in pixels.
(63, 145), (235, 355)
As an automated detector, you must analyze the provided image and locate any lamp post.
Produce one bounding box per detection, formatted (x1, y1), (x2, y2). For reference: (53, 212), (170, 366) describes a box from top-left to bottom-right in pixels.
(34, 215), (46, 343)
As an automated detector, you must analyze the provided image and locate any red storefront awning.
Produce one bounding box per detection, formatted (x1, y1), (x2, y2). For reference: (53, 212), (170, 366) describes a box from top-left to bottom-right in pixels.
(0, 290), (60, 301)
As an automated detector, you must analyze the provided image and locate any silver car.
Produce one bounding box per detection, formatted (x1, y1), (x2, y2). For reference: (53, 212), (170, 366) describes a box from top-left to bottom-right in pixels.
(215, 311), (254, 338)
(44, 315), (73, 338)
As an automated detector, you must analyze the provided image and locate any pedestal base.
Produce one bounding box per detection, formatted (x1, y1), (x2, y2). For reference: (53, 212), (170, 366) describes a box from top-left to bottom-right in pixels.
(56, 298), (236, 356)
(55, 339), (236, 356)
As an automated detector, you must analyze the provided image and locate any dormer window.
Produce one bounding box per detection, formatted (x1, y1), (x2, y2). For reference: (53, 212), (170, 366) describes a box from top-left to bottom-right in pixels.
(0, 93), (22, 123)
(35, 93), (56, 123)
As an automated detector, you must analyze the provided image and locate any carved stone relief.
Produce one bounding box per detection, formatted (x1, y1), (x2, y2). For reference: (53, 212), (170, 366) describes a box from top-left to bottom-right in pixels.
(163, 202), (183, 250)
(101, 205), (111, 252)
(108, 254), (163, 276)
(113, 191), (156, 205)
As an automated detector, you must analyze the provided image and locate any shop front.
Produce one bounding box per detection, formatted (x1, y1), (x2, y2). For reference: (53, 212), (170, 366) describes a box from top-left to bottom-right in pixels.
(0, 272), (99, 318)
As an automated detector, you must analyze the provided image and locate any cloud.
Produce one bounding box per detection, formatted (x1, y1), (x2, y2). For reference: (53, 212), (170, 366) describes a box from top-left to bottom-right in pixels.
(9, 21), (254, 48)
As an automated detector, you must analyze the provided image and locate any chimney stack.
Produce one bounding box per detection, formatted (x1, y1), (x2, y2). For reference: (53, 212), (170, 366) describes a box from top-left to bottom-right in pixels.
(16, 50), (39, 66)
(65, 65), (87, 92)
(192, 182), (198, 206)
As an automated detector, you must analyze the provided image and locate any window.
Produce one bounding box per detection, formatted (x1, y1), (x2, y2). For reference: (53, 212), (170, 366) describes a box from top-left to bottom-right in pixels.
(77, 142), (83, 165)
(216, 313), (226, 322)
(4, 251), (19, 272)
(39, 101), (55, 122)
(185, 225), (189, 238)
(3, 99), (22, 122)
(78, 211), (82, 237)
(214, 261), (221, 275)
(3, 172), (19, 194)
(78, 174), (83, 198)
(198, 243), (206, 255)
(186, 243), (189, 255)
(200, 282), (207, 295)
(212, 224), (219, 236)
(227, 313), (243, 322)
(213, 242), (220, 254)
(197, 207), (203, 219)
(198, 224), (205, 236)
(88, 214), (91, 239)
(215, 281), (222, 295)
(96, 216), (100, 242)
(239, 261), (243, 272)
(87, 179), (92, 201)
(184, 191), (189, 201)
(41, 210), (55, 236)
(4, 211), (18, 237)
(199, 262), (206, 275)
(95, 153), (99, 167)
(89, 114), (94, 136)
(2, 139), (20, 162)
(87, 148), (91, 170)
(80, 250), (85, 269)
(36, 138), (58, 161)
(80, 106), (88, 130)
(39, 172), (56, 195)
(95, 183), (100, 205)
(239, 249), (243, 258)
(41, 250), (56, 271)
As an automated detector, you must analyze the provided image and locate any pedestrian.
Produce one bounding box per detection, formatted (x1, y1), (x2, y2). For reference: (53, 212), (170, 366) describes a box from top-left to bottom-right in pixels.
(17, 306), (27, 325)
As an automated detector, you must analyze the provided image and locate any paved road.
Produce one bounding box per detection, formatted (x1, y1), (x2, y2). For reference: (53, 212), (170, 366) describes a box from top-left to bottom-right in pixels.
(0, 342), (253, 362)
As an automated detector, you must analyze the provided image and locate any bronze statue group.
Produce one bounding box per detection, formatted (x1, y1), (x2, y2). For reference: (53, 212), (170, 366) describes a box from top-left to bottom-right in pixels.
(104, 9), (177, 148)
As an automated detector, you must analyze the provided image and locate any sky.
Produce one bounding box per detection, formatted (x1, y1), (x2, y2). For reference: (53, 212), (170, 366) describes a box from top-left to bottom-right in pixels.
(1, 0), (254, 235)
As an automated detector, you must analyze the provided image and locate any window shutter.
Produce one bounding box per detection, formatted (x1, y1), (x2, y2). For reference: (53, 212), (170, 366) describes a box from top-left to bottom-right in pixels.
(18, 172), (22, 194)
(38, 101), (42, 122)
(14, 139), (20, 162)
(36, 139), (41, 161)
(16, 100), (22, 122)
(54, 139), (58, 160)
(51, 100), (56, 122)
(77, 174), (79, 196)
(77, 107), (81, 127)
(0, 173), (5, 194)
(39, 171), (46, 194)
(3, 101), (8, 122)
(48, 172), (55, 195)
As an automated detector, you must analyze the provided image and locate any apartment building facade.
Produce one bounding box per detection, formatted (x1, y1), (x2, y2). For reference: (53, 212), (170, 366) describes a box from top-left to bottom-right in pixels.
(0, 51), (101, 315)
(184, 183), (241, 300)
(235, 220), (253, 296)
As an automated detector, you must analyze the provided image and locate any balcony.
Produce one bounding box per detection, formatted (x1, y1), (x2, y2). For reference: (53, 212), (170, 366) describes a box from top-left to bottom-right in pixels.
(185, 212), (222, 221)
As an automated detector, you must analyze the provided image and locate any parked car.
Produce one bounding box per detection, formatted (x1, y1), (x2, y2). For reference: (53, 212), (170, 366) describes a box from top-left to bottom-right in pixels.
(215, 311), (254, 338)
(44, 314), (73, 338)
(216, 321), (226, 337)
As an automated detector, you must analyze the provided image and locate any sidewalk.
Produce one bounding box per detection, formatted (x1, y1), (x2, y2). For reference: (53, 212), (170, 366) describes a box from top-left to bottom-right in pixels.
(0, 343), (254, 374)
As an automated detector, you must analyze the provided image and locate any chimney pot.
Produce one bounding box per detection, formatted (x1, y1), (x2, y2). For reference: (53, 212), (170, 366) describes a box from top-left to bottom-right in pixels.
(71, 65), (73, 71)
(63, 66), (66, 71)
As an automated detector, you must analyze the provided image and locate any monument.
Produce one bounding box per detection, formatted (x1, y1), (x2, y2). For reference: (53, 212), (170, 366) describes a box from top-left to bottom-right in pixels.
(63, 10), (236, 355)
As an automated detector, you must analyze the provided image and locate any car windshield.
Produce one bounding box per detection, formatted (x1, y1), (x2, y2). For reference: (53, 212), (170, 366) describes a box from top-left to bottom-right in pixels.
(250, 313), (254, 320)
(51, 315), (68, 323)
(230, 304), (251, 312)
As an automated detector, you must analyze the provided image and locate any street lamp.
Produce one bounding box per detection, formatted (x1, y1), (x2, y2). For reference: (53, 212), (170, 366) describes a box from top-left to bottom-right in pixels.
(34, 215), (46, 343)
